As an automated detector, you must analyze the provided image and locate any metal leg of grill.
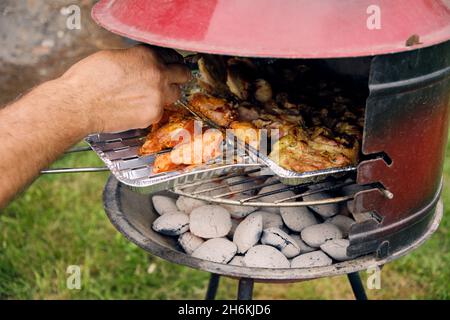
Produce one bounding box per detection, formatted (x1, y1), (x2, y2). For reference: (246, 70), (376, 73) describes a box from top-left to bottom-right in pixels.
(347, 272), (368, 300)
(237, 278), (254, 300)
(205, 273), (221, 300)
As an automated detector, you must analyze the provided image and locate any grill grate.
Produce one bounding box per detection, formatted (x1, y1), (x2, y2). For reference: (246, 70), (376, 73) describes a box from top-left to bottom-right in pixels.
(85, 129), (261, 194)
(171, 167), (360, 207)
(43, 130), (387, 204)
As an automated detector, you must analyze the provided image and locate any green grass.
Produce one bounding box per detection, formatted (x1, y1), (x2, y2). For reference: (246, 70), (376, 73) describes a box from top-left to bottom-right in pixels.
(0, 135), (449, 300)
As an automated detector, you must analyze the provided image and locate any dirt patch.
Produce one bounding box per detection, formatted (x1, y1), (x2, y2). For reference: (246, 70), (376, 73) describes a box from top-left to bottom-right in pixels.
(0, 0), (126, 105)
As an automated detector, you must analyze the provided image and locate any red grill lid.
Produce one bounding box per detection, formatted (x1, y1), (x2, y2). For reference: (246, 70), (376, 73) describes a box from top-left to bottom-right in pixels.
(92, 0), (450, 58)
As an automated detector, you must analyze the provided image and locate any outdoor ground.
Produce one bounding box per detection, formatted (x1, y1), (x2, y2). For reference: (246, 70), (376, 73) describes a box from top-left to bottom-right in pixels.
(0, 1), (449, 300)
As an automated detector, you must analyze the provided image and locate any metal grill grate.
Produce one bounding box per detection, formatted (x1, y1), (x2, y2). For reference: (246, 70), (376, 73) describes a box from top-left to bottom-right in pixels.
(171, 167), (359, 207)
(40, 130), (387, 203)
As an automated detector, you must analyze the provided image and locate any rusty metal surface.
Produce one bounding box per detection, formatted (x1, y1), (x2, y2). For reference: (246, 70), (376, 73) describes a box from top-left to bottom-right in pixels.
(348, 40), (450, 256)
(356, 40), (450, 221)
(102, 175), (443, 281)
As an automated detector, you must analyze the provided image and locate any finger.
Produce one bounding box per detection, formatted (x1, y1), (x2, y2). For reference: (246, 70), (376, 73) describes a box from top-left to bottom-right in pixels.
(164, 63), (192, 84)
(163, 84), (182, 105)
(145, 102), (165, 125)
(150, 106), (165, 124)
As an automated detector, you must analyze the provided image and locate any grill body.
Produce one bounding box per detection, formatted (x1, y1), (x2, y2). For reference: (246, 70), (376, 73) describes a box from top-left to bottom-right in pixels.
(103, 176), (443, 281)
(92, 1), (450, 270)
(349, 41), (450, 258)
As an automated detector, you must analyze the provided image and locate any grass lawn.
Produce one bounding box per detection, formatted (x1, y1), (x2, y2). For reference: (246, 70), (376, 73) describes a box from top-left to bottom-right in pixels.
(0, 134), (449, 300)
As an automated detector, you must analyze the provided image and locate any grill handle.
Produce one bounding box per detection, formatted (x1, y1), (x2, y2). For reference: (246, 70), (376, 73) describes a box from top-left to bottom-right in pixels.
(40, 167), (109, 174)
(40, 146), (109, 174)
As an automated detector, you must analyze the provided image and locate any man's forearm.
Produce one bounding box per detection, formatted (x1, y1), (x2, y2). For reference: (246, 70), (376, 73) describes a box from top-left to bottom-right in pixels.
(0, 79), (90, 209)
(0, 46), (190, 210)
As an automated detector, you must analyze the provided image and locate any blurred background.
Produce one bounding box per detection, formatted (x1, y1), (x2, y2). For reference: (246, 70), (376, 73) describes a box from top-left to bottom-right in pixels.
(0, 0), (449, 299)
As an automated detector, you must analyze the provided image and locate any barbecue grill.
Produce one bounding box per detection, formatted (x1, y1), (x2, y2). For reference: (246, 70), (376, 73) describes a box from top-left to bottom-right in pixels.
(45, 0), (450, 299)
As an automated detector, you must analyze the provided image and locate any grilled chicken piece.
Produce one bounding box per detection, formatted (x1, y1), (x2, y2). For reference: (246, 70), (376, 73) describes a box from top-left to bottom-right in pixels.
(308, 134), (359, 164)
(139, 117), (195, 156)
(153, 153), (186, 173)
(237, 103), (261, 121)
(251, 112), (301, 138)
(269, 134), (322, 173)
(254, 79), (273, 103)
(197, 55), (229, 96)
(275, 92), (297, 110)
(270, 136), (350, 173)
(229, 121), (260, 150)
(269, 126), (358, 173)
(172, 129), (223, 165)
(334, 121), (363, 140)
(262, 100), (301, 117)
(226, 58), (255, 100)
(152, 130), (224, 173)
(189, 93), (236, 127)
(144, 56), (365, 175)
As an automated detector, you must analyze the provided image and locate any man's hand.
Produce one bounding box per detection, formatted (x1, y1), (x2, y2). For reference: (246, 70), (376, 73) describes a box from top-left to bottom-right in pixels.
(0, 45), (191, 209)
(60, 45), (191, 133)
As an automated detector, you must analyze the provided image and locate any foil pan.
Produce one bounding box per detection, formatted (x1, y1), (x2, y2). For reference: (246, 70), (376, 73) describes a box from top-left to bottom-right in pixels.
(85, 129), (261, 194)
(254, 151), (355, 186)
(85, 128), (356, 194)
(232, 137), (357, 186)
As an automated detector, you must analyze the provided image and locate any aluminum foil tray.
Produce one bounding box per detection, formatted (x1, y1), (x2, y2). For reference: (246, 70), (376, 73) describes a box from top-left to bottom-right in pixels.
(233, 139), (357, 186)
(257, 154), (356, 186)
(85, 129), (261, 194)
(85, 128), (357, 193)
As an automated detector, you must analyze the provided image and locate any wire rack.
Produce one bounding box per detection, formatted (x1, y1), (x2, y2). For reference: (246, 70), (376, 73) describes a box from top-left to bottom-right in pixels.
(171, 167), (359, 207)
